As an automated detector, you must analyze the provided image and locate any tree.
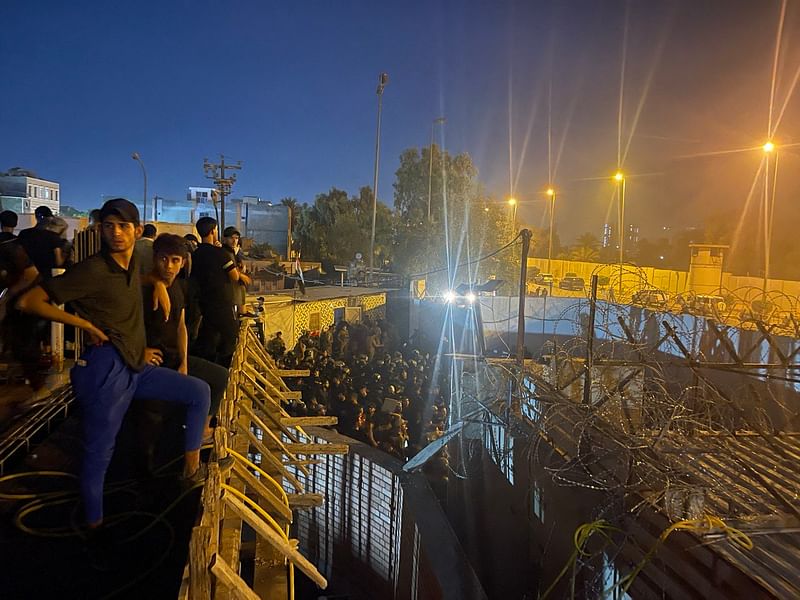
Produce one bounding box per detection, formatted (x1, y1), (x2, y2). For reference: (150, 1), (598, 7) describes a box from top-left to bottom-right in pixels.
(392, 146), (518, 292)
(293, 187), (393, 265)
(569, 233), (600, 262)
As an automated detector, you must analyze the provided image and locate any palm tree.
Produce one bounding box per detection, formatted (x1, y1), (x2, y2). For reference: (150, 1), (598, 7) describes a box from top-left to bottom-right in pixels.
(570, 233), (601, 262)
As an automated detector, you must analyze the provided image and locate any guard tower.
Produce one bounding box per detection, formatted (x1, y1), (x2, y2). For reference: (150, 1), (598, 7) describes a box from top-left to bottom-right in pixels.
(687, 243), (728, 294)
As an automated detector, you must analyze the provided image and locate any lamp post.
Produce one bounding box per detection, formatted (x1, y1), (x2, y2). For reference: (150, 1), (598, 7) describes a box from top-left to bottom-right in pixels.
(507, 197), (517, 241)
(131, 152), (147, 224)
(613, 171), (626, 295)
(427, 117), (446, 222)
(369, 72), (389, 282)
(762, 141), (776, 293)
(546, 187), (556, 273)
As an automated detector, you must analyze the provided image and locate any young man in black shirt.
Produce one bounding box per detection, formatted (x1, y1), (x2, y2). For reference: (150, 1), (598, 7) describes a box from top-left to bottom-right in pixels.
(140, 234), (228, 450)
(190, 216), (249, 367)
(17, 199), (213, 528)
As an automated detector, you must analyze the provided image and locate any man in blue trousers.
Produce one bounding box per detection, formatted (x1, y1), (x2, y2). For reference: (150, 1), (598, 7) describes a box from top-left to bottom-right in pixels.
(17, 198), (213, 529)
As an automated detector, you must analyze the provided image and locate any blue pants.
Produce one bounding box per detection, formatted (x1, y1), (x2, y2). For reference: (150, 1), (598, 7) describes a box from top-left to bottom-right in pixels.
(71, 344), (211, 524)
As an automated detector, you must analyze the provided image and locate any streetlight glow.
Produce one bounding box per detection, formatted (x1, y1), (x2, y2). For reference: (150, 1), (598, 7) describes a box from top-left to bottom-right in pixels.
(763, 141), (775, 153)
(507, 197), (517, 206)
(614, 171), (624, 182)
(465, 292), (476, 303)
(444, 290), (456, 303)
(546, 188), (555, 197)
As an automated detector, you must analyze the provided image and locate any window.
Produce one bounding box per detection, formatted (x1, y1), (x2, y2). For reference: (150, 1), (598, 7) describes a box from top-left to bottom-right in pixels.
(532, 482), (544, 521)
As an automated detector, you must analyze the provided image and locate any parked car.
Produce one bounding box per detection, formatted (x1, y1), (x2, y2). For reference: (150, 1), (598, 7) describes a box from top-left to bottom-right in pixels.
(631, 289), (668, 309)
(689, 294), (727, 316)
(534, 273), (554, 285)
(559, 276), (585, 291)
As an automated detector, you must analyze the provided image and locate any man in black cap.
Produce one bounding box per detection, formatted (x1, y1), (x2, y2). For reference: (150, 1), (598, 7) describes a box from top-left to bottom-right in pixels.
(190, 217), (249, 367)
(17, 198), (214, 528)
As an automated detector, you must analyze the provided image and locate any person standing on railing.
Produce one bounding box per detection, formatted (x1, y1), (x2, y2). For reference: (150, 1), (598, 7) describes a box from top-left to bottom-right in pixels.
(190, 217), (249, 368)
(16, 199), (213, 530)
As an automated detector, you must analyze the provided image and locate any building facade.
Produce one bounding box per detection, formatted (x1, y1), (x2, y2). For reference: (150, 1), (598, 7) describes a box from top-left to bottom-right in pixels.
(0, 168), (60, 215)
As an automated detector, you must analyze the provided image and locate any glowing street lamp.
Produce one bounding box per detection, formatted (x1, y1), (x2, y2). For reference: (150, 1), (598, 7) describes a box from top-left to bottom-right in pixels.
(761, 141), (777, 292)
(545, 187), (556, 272)
(507, 197), (518, 236)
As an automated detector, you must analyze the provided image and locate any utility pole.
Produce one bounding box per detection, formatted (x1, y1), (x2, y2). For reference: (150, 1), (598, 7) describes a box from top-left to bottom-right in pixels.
(203, 155), (242, 231)
(369, 72), (389, 283)
(513, 229), (532, 414)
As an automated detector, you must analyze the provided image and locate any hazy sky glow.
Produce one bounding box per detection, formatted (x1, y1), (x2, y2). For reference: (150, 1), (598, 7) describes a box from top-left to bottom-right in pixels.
(2, 0), (799, 243)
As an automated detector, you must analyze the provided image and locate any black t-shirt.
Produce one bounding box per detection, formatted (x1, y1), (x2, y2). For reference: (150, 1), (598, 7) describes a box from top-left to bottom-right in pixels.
(17, 227), (64, 276)
(189, 243), (236, 319)
(0, 234), (33, 292)
(41, 250), (145, 370)
(142, 279), (186, 370)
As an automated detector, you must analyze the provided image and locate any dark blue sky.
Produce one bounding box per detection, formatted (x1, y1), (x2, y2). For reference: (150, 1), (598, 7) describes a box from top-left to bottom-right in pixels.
(2, 0), (799, 241)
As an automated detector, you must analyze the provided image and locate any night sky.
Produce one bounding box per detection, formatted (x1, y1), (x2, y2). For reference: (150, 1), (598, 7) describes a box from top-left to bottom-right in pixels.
(2, 0), (799, 243)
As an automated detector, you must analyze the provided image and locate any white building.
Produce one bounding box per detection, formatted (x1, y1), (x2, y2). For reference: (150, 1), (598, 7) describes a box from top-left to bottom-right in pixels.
(0, 168), (60, 215)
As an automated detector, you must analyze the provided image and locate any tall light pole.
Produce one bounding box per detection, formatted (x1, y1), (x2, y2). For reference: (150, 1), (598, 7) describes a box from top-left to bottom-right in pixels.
(762, 141), (776, 293)
(369, 72), (389, 282)
(427, 117), (446, 222)
(131, 152), (147, 224)
(614, 171), (626, 295)
(508, 197), (517, 241)
(546, 187), (556, 273)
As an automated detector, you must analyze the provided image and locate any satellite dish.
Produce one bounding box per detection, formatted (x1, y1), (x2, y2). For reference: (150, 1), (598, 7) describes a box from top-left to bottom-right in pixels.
(355, 252), (363, 261)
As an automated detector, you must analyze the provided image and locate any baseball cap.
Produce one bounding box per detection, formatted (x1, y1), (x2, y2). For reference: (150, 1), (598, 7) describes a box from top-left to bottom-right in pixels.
(222, 226), (241, 238)
(34, 205), (54, 221)
(99, 198), (140, 225)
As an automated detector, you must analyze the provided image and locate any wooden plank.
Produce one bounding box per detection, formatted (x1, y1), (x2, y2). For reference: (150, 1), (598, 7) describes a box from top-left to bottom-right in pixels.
(240, 403), (310, 476)
(211, 555), (262, 600)
(200, 463), (222, 552)
(277, 369), (310, 377)
(224, 493), (328, 589)
(241, 422), (305, 492)
(241, 368), (284, 406)
(281, 416), (338, 427)
(189, 526), (212, 600)
(287, 493), (325, 509)
(217, 390), (251, 600)
(231, 460), (293, 524)
(286, 443), (349, 455)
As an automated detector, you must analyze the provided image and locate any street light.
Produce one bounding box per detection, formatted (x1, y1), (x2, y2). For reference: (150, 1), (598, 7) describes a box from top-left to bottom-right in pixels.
(369, 72), (389, 282)
(131, 152), (147, 224)
(427, 117), (446, 222)
(761, 141), (777, 292)
(508, 197), (518, 237)
(613, 171), (626, 295)
(546, 187), (556, 273)
(612, 171), (626, 265)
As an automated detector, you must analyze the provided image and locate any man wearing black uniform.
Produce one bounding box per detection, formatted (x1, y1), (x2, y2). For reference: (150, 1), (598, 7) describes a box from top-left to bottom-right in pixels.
(139, 234), (228, 461)
(190, 216), (247, 367)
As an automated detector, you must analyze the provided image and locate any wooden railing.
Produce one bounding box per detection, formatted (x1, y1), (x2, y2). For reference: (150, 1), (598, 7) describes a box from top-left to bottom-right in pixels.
(179, 323), (346, 599)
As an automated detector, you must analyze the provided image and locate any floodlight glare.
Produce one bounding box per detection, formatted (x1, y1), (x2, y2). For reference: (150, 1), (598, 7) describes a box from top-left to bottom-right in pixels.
(465, 292), (476, 303)
(613, 171), (624, 182)
(763, 141), (775, 153)
(444, 290), (456, 303)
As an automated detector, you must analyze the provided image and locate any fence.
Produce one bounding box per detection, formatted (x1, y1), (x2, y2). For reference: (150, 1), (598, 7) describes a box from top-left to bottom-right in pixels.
(179, 322), (346, 599)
